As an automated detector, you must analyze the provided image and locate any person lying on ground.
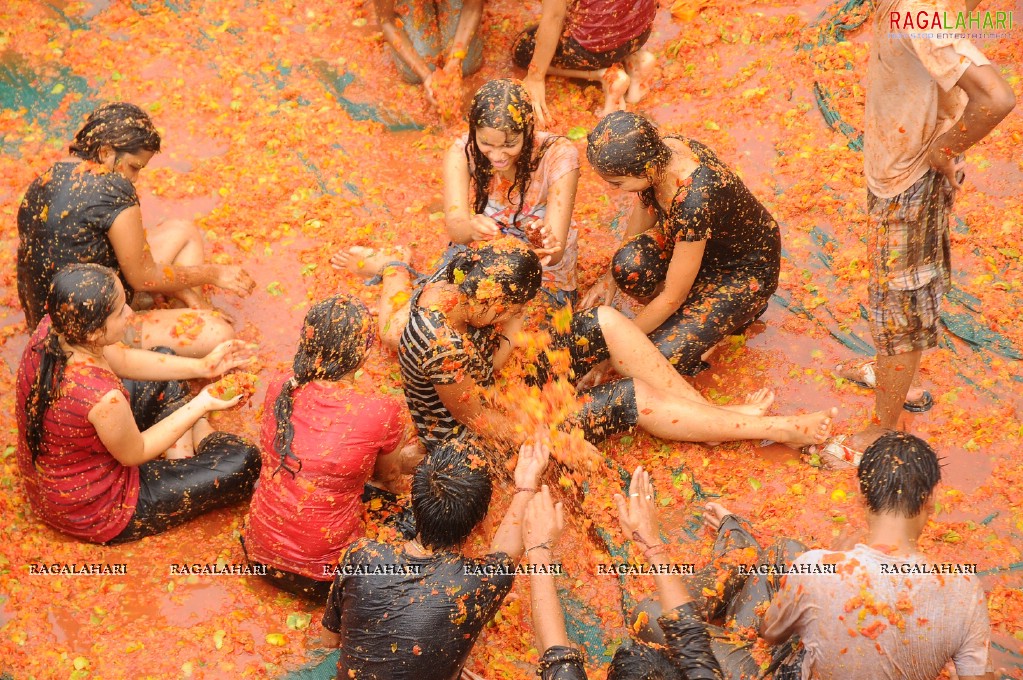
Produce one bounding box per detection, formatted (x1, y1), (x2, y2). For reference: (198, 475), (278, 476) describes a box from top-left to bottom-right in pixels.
(320, 435), (551, 680)
(525, 467), (724, 679)
(373, 0), (484, 113)
(242, 294), (421, 599)
(15, 264), (260, 545)
(17, 102), (255, 357)
(339, 239), (835, 455)
(333, 79), (577, 346)
(513, 0), (658, 126)
(761, 432), (996, 679)
(582, 112), (780, 379)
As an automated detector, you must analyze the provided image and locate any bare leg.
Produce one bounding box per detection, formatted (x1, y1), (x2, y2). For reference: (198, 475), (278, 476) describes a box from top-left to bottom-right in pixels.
(147, 218), (208, 308)
(546, 65), (630, 118)
(191, 417), (215, 450)
(125, 308), (234, 358)
(633, 379), (837, 447)
(332, 245), (414, 351)
(623, 50), (656, 104)
(840, 350), (921, 460)
(164, 430), (195, 460)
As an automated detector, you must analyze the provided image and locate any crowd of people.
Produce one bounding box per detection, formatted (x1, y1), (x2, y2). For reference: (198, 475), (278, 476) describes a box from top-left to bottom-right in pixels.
(11, 0), (1015, 678)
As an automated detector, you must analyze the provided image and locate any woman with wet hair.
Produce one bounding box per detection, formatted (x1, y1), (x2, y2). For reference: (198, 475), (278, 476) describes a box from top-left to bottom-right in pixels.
(15, 264), (261, 544)
(242, 294), (413, 599)
(335, 79), (579, 350)
(349, 239), (834, 454)
(583, 111), (782, 378)
(17, 101), (255, 357)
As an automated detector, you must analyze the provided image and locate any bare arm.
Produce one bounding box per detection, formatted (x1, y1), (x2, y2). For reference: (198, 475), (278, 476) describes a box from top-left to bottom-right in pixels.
(522, 0), (568, 128)
(89, 387), (237, 466)
(443, 140), (501, 244)
(369, 429), (407, 494)
(103, 339), (255, 381)
(374, 0), (433, 83)
(445, 0), (483, 65)
(490, 437), (551, 559)
(541, 165), (579, 267)
(434, 377), (519, 448)
(929, 62), (1016, 188)
(523, 486), (569, 650)
(580, 199), (658, 309)
(629, 239), (706, 334)
(108, 208), (253, 296)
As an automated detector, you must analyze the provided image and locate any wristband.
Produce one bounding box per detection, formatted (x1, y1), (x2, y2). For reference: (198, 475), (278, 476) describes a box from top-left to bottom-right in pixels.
(525, 541), (553, 555)
(643, 544), (667, 559)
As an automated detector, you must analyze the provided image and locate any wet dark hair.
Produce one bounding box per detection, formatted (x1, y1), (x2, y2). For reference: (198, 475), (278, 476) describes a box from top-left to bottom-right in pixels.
(411, 439), (493, 550)
(466, 79), (559, 229)
(272, 294), (375, 478)
(587, 111), (672, 222)
(444, 240), (543, 307)
(858, 431), (942, 518)
(607, 641), (678, 680)
(26, 264), (120, 463)
(69, 102), (161, 163)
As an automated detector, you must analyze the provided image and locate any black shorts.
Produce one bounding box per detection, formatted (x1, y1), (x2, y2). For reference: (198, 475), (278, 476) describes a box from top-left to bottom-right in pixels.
(512, 25), (651, 71)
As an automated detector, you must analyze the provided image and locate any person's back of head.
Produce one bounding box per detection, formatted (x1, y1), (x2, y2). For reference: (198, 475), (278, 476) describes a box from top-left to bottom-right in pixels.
(411, 439), (493, 551)
(69, 102), (161, 162)
(444, 238), (543, 307)
(858, 431), (941, 518)
(607, 641), (679, 680)
(586, 111), (670, 180)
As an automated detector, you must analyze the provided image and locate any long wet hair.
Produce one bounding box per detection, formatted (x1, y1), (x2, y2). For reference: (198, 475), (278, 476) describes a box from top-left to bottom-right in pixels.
(271, 294), (375, 478)
(411, 439), (493, 550)
(587, 111), (672, 223)
(466, 79), (559, 229)
(444, 239), (543, 307)
(26, 264), (120, 463)
(858, 432), (942, 518)
(69, 102), (161, 162)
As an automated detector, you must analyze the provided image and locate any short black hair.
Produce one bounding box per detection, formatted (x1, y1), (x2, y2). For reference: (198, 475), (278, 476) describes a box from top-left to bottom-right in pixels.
(607, 641), (678, 680)
(411, 439), (493, 550)
(858, 431), (941, 518)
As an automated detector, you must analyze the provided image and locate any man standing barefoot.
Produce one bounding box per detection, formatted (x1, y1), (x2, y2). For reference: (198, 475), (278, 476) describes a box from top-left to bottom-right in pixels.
(828, 0), (1015, 465)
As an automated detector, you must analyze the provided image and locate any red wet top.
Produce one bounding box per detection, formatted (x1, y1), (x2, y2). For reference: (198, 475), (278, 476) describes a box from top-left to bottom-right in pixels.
(244, 376), (404, 581)
(567, 0), (658, 53)
(15, 317), (139, 543)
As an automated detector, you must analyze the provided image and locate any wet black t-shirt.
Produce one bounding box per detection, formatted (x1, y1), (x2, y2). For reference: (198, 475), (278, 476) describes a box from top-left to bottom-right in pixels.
(321, 538), (515, 680)
(660, 138), (780, 282)
(17, 161), (138, 328)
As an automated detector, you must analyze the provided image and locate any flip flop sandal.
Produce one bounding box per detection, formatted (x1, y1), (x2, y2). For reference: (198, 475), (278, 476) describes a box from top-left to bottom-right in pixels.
(805, 435), (864, 468)
(834, 359), (934, 413)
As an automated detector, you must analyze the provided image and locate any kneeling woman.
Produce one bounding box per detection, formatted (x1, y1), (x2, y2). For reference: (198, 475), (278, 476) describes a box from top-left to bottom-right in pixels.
(583, 112), (781, 376)
(359, 240), (833, 453)
(15, 264), (260, 544)
(242, 294), (413, 599)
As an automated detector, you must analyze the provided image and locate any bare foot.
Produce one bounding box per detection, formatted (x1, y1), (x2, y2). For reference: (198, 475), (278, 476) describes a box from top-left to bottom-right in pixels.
(835, 359), (927, 403)
(331, 245), (411, 277)
(780, 407), (838, 447)
(721, 388), (775, 417)
(598, 65), (630, 118)
(624, 50), (656, 104)
(702, 502), (734, 532)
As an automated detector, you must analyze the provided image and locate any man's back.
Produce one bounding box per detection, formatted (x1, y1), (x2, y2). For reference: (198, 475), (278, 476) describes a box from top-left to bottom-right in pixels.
(763, 544), (989, 679)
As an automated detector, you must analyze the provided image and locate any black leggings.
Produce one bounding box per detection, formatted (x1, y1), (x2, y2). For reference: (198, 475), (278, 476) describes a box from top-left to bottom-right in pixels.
(613, 231), (773, 375)
(107, 361), (261, 544)
(529, 308), (640, 445)
(512, 25), (651, 71)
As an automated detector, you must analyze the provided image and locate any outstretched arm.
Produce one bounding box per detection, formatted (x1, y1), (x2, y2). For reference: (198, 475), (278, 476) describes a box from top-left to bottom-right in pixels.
(104, 340), (255, 381)
(523, 486), (569, 651)
(374, 0), (434, 85)
(490, 437), (551, 559)
(522, 0), (568, 128)
(445, 0), (483, 67)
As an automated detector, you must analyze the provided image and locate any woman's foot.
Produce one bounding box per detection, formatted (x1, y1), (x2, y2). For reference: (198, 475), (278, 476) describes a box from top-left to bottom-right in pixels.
(722, 388), (775, 417)
(624, 50), (656, 104)
(598, 65), (630, 118)
(331, 245), (412, 277)
(780, 407), (838, 447)
(702, 501), (734, 532)
(835, 358), (929, 405)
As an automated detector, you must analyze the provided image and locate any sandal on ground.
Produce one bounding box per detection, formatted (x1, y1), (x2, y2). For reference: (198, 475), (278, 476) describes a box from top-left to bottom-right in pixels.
(834, 359), (934, 413)
(804, 435), (864, 469)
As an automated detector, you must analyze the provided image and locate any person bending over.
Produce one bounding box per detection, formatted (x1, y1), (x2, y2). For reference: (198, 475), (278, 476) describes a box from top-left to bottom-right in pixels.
(583, 112), (780, 378)
(514, 0), (658, 126)
(15, 264), (260, 544)
(762, 432), (995, 678)
(320, 436), (551, 680)
(17, 102), (255, 357)
(341, 240), (834, 455)
(242, 294), (418, 599)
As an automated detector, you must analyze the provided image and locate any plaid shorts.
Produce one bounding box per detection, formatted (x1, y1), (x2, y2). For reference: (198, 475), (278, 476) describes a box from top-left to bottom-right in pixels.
(866, 166), (958, 356)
